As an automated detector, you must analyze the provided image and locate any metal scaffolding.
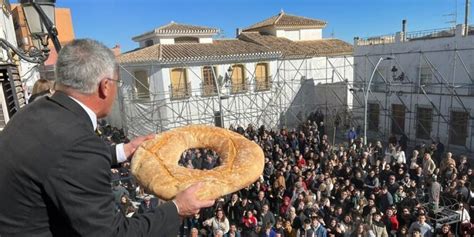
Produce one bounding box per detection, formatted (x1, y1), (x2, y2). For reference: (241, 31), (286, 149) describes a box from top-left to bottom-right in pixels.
(351, 45), (474, 152)
(116, 54), (354, 138)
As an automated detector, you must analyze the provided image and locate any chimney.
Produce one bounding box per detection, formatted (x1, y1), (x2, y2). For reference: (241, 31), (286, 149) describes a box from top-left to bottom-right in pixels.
(236, 28), (242, 37)
(465, 0), (471, 36)
(402, 19), (407, 41)
(112, 44), (121, 57)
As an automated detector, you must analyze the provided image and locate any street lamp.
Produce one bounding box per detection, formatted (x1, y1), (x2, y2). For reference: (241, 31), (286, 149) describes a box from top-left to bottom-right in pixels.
(212, 66), (232, 127)
(363, 56), (393, 146)
(0, 0), (60, 64)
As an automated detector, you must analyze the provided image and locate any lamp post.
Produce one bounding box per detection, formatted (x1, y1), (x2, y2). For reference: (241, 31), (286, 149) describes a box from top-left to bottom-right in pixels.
(363, 57), (393, 146)
(0, 0), (59, 64)
(211, 66), (231, 127)
(21, 0), (61, 52)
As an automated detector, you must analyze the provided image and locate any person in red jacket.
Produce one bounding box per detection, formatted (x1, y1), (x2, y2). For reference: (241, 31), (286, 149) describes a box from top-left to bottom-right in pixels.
(241, 210), (258, 237)
(382, 207), (399, 236)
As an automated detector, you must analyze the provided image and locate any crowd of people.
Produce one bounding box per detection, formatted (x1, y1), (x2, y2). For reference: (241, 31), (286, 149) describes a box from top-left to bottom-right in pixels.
(109, 119), (474, 237)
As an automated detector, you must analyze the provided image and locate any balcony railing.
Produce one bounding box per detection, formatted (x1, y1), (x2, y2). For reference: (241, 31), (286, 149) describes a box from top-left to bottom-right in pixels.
(201, 84), (218, 97)
(230, 80), (248, 94)
(406, 27), (455, 41)
(355, 27), (457, 46)
(356, 34), (396, 46)
(255, 76), (272, 91)
(170, 82), (191, 100)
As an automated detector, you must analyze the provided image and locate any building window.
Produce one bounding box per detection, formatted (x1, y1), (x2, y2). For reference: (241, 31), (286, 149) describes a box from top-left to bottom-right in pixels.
(231, 64), (246, 94)
(145, 40), (153, 47)
(416, 107), (433, 139)
(202, 66), (217, 96)
(418, 66), (433, 93)
(170, 68), (190, 99)
(368, 103), (379, 131)
(255, 63), (270, 91)
(449, 111), (469, 146)
(134, 70), (150, 99)
(391, 104), (405, 135)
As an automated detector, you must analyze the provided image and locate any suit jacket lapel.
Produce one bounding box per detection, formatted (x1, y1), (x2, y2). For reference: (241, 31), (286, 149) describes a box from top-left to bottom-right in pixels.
(48, 91), (95, 132)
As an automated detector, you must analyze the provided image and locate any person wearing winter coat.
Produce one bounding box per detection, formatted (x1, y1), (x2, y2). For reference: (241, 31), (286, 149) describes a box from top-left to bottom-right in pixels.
(370, 213), (388, 237)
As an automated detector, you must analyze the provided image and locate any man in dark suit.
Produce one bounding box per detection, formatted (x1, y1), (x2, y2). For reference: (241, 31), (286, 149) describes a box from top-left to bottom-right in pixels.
(0, 39), (214, 236)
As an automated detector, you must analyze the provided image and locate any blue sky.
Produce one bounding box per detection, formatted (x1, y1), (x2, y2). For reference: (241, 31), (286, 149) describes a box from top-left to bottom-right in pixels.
(24, 0), (472, 52)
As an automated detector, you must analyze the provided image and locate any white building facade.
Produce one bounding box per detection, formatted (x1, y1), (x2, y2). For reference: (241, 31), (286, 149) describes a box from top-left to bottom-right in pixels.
(0, 0), (27, 130)
(353, 24), (474, 152)
(116, 12), (353, 137)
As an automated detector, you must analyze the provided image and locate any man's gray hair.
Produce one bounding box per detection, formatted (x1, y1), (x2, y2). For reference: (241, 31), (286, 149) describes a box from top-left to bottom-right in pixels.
(55, 39), (116, 94)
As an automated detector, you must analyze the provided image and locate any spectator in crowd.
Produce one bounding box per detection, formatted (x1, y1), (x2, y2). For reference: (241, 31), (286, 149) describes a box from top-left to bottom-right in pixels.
(118, 194), (135, 217)
(28, 78), (55, 103)
(382, 208), (398, 236)
(408, 214), (432, 237)
(190, 227), (200, 237)
(434, 138), (445, 165)
(227, 223), (242, 237)
(242, 210), (258, 237)
(422, 153), (436, 177)
(439, 152), (456, 175)
(261, 223), (277, 237)
(112, 180), (129, 205)
(296, 218), (315, 237)
(458, 155), (470, 175)
(204, 208), (230, 236)
(85, 115), (474, 236)
(311, 216), (327, 237)
(138, 195), (158, 214)
(347, 128), (357, 144)
(437, 224), (454, 237)
(376, 186), (393, 213)
(260, 204), (276, 229)
(394, 146), (406, 165)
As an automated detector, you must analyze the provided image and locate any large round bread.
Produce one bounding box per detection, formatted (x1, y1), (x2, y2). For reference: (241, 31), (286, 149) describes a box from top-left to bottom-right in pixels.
(131, 125), (265, 200)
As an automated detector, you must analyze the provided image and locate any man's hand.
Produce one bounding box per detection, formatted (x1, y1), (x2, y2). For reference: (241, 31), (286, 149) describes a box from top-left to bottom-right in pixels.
(173, 183), (215, 217)
(124, 134), (155, 159)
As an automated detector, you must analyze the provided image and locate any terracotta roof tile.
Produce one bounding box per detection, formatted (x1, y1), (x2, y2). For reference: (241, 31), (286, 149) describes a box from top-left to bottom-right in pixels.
(155, 22), (218, 33)
(238, 32), (353, 58)
(244, 12), (327, 31)
(118, 39), (280, 64)
(133, 22), (219, 41)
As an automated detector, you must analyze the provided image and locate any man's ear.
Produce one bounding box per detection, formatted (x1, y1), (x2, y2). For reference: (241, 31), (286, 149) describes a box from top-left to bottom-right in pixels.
(97, 78), (110, 99)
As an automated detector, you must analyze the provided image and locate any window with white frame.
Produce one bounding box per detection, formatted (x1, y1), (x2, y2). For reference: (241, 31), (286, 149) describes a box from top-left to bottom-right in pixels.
(418, 66), (433, 93)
